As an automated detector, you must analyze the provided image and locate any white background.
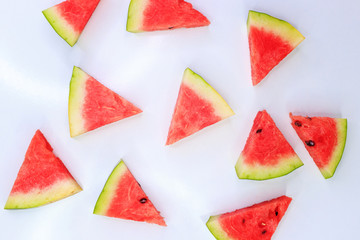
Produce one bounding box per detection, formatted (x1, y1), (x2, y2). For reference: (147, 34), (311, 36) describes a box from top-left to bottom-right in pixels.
(0, 0), (359, 239)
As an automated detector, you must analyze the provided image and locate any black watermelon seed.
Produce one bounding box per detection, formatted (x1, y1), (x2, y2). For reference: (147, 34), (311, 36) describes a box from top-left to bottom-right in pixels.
(262, 230), (267, 234)
(168, 27), (174, 29)
(307, 117), (312, 120)
(140, 198), (147, 203)
(305, 140), (315, 147)
(294, 121), (302, 127)
(275, 211), (278, 216)
(256, 129), (262, 133)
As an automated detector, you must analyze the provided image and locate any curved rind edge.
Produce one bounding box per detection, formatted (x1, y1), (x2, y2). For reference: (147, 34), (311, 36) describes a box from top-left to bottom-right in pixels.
(126, 0), (147, 32)
(206, 215), (233, 240)
(235, 154), (304, 180)
(68, 66), (88, 137)
(321, 118), (347, 179)
(42, 6), (79, 47)
(5, 178), (82, 209)
(93, 160), (127, 215)
(182, 68), (235, 119)
(247, 10), (305, 47)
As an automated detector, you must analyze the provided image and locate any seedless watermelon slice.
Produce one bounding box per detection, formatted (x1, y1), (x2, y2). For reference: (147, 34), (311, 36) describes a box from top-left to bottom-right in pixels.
(290, 113), (347, 179)
(68, 66), (142, 137)
(93, 160), (166, 226)
(5, 130), (82, 209)
(43, 0), (101, 46)
(127, 0), (210, 32)
(248, 10), (305, 86)
(166, 68), (234, 145)
(235, 110), (303, 180)
(206, 196), (292, 240)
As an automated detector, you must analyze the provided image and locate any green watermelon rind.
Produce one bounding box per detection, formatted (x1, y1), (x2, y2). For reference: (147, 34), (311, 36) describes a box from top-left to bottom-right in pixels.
(126, 0), (147, 33)
(4, 178), (82, 209)
(247, 10), (305, 47)
(320, 118), (347, 179)
(43, 6), (80, 47)
(68, 66), (88, 137)
(182, 68), (234, 119)
(235, 155), (303, 181)
(206, 215), (233, 240)
(93, 160), (128, 215)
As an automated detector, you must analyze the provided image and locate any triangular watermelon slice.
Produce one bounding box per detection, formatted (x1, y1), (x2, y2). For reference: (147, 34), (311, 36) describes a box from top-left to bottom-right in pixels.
(290, 113), (347, 179)
(5, 130), (82, 209)
(206, 196), (292, 240)
(43, 0), (101, 46)
(235, 110), (303, 180)
(68, 66), (142, 137)
(247, 10), (305, 86)
(166, 68), (234, 145)
(93, 160), (166, 226)
(126, 0), (210, 32)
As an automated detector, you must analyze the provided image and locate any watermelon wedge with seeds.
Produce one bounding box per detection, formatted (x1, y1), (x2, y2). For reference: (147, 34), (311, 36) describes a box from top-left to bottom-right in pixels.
(290, 113), (347, 179)
(235, 110), (303, 180)
(68, 66), (142, 137)
(5, 130), (82, 209)
(93, 160), (166, 226)
(43, 0), (101, 46)
(166, 68), (234, 145)
(247, 10), (305, 86)
(127, 0), (210, 32)
(206, 195), (292, 240)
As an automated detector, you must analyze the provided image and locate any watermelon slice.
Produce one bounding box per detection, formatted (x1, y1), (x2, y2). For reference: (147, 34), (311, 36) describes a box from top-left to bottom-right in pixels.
(206, 195), (292, 240)
(43, 0), (101, 46)
(290, 113), (347, 179)
(93, 160), (166, 226)
(247, 10), (305, 86)
(166, 68), (234, 145)
(68, 66), (142, 137)
(5, 130), (82, 209)
(235, 110), (303, 180)
(126, 0), (210, 32)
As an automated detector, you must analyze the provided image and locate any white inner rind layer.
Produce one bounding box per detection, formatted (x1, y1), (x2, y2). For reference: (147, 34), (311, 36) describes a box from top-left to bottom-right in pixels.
(93, 161), (128, 215)
(68, 66), (88, 137)
(247, 10), (305, 47)
(321, 118), (347, 179)
(126, 0), (148, 32)
(5, 178), (82, 209)
(235, 154), (304, 180)
(206, 215), (233, 240)
(43, 6), (80, 47)
(182, 68), (234, 119)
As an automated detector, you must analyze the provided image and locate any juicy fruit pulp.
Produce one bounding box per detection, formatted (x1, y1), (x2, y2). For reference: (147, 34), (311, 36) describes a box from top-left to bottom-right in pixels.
(68, 66), (142, 137)
(290, 113), (347, 179)
(127, 0), (210, 32)
(247, 10), (305, 85)
(166, 68), (234, 145)
(43, 0), (101, 46)
(206, 196), (292, 240)
(5, 130), (82, 209)
(93, 160), (166, 226)
(236, 110), (303, 180)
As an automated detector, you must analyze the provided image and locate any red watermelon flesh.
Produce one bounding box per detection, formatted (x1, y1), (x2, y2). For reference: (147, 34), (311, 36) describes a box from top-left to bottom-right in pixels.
(166, 68), (234, 145)
(235, 110), (303, 180)
(206, 196), (292, 240)
(247, 11), (305, 86)
(68, 66), (142, 137)
(127, 0), (210, 32)
(93, 160), (166, 226)
(43, 0), (100, 46)
(5, 130), (82, 209)
(290, 113), (347, 179)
